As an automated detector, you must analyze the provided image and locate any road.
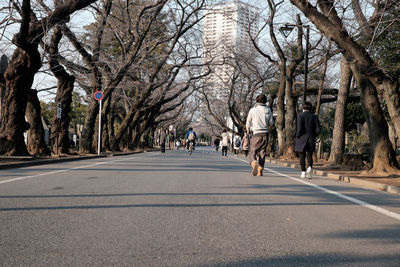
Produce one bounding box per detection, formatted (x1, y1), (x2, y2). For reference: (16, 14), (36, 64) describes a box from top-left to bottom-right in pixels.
(1, 147), (400, 266)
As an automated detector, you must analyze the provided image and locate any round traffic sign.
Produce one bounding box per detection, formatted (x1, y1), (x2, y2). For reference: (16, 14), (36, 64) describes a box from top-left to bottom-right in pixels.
(94, 91), (103, 101)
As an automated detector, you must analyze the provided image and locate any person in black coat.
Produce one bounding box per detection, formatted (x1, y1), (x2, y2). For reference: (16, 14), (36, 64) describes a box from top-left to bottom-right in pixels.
(295, 102), (321, 178)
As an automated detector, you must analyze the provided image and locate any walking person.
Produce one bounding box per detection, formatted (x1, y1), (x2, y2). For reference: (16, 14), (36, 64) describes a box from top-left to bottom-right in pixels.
(214, 138), (220, 151)
(159, 128), (167, 154)
(241, 131), (250, 157)
(220, 129), (229, 156)
(233, 133), (241, 157)
(295, 101), (321, 179)
(246, 94), (274, 176)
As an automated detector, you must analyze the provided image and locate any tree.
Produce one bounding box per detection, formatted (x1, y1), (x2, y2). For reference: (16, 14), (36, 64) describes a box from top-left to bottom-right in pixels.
(0, 0), (98, 156)
(289, 0), (400, 173)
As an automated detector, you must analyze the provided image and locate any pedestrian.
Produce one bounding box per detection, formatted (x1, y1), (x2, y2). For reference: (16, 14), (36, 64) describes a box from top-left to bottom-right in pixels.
(181, 138), (186, 150)
(295, 101), (321, 179)
(241, 131), (250, 157)
(233, 133), (241, 156)
(169, 133), (175, 150)
(246, 93), (274, 176)
(159, 128), (167, 154)
(214, 138), (220, 151)
(220, 129), (229, 156)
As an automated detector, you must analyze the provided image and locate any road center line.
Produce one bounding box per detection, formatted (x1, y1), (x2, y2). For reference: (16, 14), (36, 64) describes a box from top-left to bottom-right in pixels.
(0, 152), (157, 185)
(234, 157), (400, 221)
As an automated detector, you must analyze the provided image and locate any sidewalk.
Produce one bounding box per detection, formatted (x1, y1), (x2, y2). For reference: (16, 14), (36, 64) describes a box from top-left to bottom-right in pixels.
(262, 157), (400, 195)
(0, 149), (156, 170)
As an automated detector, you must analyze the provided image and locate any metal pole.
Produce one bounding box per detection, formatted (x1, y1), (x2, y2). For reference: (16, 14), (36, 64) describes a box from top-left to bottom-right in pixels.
(98, 99), (102, 155)
(303, 26), (310, 102)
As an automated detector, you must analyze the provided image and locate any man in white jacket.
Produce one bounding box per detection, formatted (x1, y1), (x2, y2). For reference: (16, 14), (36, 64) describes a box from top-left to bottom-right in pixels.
(246, 94), (274, 176)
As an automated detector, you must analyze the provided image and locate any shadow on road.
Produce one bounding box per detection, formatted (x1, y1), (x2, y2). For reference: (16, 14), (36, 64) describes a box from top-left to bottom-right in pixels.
(207, 252), (400, 267)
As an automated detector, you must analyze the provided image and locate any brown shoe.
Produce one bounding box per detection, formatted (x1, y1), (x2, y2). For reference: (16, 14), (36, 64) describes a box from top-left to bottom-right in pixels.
(251, 161), (259, 176)
(257, 166), (264, 176)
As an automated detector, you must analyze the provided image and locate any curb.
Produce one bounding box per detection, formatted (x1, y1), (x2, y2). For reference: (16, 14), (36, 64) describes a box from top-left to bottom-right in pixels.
(267, 158), (400, 195)
(0, 149), (158, 170)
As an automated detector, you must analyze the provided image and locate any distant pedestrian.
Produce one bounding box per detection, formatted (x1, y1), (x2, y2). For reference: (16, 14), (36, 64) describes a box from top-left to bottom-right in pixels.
(233, 133), (241, 157)
(295, 101), (321, 179)
(220, 129), (229, 156)
(241, 132), (250, 157)
(246, 94), (274, 176)
(214, 138), (220, 151)
(159, 128), (167, 154)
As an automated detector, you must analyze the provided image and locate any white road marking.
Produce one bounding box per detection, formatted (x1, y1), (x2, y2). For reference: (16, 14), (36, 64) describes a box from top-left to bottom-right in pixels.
(0, 153), (157, 185)
(234, 157), (400, 222)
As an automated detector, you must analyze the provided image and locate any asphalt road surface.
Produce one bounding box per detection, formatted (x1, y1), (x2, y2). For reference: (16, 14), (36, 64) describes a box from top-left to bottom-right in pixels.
(1, 147), (400, 266)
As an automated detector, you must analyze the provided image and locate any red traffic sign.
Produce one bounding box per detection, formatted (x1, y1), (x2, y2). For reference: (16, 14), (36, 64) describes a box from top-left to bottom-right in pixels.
(93, 91), (103, 101)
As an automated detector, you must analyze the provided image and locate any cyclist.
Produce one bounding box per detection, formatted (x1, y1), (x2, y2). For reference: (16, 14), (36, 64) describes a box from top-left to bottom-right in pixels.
(186, 127), (197, 151)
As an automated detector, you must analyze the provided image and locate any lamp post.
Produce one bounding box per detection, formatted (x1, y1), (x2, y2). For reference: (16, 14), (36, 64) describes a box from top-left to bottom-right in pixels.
(279, 23), (310, 103)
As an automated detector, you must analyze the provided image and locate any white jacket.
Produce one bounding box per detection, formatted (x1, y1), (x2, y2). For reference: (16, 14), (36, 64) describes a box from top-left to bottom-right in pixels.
(221, 132), (229, 146)
(246, 103), (274, 134)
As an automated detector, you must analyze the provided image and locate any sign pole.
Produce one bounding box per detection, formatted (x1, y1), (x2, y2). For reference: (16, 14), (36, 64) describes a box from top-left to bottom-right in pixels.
(93, 91), (104, 156)
(98, 99), (102, 155)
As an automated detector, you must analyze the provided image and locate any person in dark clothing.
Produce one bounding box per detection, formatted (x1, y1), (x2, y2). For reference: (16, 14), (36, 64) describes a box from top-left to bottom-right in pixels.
(214, 138), (220, 151)
(295, 102), (321, 179)
(159, 128), (167, 154)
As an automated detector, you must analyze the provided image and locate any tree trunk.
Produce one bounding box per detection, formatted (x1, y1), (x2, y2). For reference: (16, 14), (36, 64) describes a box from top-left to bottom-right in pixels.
(101, 97), (111, 151)
(350, 62), (400, 174)
(284, 68), (297, 159)
(329, 58), (352, 164)
(0, 48), (40, 155)
(80, 101), (99, 153)
(26, 89), (49, 156)
(276, 67), (286, 156)
(49, 25), (75, 155)
(315, 42), (331, 115)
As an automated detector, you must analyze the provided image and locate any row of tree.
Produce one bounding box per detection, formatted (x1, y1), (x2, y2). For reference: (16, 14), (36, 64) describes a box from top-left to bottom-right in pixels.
(0, 0), (399, 175)
(0, 0), (208, 156)
(197, 0), (400, 175)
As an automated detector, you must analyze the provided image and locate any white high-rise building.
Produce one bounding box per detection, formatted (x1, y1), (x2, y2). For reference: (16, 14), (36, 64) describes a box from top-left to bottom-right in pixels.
(203, 0), (259, 92)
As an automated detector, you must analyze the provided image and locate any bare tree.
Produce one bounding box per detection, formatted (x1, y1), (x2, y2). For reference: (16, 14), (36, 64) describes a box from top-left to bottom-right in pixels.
(290, 0), (399, 174)
(0, 0), (98, 156)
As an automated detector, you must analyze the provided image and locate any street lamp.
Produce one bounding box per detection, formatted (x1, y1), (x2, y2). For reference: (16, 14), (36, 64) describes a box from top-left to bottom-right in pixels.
(279, 23), (310, 102)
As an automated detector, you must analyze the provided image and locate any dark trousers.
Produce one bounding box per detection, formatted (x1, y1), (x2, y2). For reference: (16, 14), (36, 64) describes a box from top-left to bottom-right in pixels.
(187, 140), (195, 149)
(244, 150), (249, 157)
(161, 143), (166, 153)
(249, 133), (268, 167)
(299, 143), (313, 171)
(234, 149), (239, 155)
(222, 146), (228, 156)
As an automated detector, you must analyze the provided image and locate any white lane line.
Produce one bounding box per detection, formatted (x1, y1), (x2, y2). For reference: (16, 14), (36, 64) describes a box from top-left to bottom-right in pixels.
(234, 157), (400, 222)
(0, 153), (157, 185)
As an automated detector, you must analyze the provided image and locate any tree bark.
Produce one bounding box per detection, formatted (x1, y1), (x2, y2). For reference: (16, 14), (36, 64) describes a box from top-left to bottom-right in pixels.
(350, 62), (399, 174)
(276, 66), (286, 156)
(80, 101), (99, 153)
(0, 0), (97, 156)
(0, 48), (38, 155)
(49, 26), (75, 155)
(26, 89), (49, 156)
(329, 58), (352, 164)
(284, 67), (297, 159)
